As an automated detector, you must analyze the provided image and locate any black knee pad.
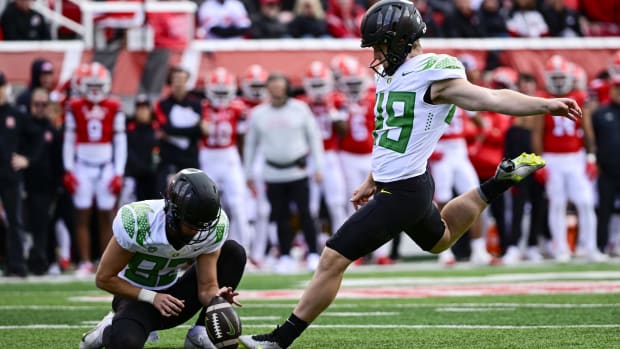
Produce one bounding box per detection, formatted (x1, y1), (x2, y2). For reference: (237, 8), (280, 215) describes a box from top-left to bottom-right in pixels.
(103, 318), (148, 349)
(221, 240), (247, 263)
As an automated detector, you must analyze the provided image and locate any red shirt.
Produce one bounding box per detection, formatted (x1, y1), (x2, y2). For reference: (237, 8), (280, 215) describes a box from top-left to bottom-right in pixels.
(468, 111), (512, 179)
(200, 99), (246, 149)
(339, 92), (375, 154)
(541, 90), (586, 153)
(68, 98), (122, 143)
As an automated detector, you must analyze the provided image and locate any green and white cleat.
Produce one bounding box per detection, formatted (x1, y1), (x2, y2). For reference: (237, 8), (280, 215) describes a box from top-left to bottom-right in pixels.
(494, 152), (545, 183)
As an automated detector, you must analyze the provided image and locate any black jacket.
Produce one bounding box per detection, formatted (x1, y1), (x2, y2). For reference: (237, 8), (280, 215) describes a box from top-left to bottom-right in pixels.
(154, 95), (202, 168)
(16, 59), (52, 113)
(0, 104), (41, 182)
(126, 121), (157, 178)
(0, 3), (51, 41)
(23, 116), (62, 194)
(592, 102), (620, 175)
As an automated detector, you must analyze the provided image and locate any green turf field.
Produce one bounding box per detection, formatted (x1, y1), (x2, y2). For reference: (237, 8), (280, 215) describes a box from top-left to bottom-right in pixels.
(1, 261), (619, 348)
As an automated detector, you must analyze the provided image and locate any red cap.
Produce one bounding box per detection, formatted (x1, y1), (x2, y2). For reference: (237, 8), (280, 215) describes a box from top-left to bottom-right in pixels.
(260, 0), (280, 4)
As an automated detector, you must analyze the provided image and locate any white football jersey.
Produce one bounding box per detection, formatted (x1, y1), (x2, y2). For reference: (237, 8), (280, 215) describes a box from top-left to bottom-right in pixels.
(112, 199), (230, 290)
(372, 53), (466, 182)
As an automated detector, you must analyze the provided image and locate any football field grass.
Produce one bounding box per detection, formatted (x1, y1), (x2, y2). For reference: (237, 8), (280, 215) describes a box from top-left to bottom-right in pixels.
(1, 261), (619, 348)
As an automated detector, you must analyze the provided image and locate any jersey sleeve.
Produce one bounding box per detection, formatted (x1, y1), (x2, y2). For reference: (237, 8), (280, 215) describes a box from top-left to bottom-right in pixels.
(112, 204), (138, 252)
(418, 54), (467, 83)
(112, 202), (158, 252)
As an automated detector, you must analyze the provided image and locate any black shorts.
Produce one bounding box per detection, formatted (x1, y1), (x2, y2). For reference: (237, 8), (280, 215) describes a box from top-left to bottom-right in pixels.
(326, 171), (445, 260)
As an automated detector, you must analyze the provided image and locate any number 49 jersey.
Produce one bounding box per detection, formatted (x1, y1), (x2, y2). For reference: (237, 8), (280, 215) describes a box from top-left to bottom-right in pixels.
(372, 53), (466, 182)
(112, 199), (230, 290)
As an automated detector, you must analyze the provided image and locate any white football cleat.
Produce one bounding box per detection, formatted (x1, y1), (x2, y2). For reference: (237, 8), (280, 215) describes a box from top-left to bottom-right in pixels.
(502, 246), (522, 265)
(79, 311), (114, 349)
(239, 333), (288, 349)
(184, 325), (217, 349)
(306, 253), (320, 272)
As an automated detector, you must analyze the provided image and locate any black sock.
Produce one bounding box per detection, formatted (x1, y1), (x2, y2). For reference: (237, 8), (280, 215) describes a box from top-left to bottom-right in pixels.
(478, 177), (513, 204)
(273, 313), (308, 347)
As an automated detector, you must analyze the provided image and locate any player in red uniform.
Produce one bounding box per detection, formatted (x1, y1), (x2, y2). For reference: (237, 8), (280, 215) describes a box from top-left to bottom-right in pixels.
(532, 55), (607, 262)
(200, 67), (253, 255)
(239, 64), (272, 267)
(62, 62), (127, 275)
(298, 61), (348, 267)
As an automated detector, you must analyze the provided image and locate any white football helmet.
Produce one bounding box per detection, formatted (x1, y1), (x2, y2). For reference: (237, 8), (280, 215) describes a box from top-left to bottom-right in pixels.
(543, 55), (574, 96)
(206, 67), (237, 109)
(240, 64), (269, 103)
(336, 57), (368, 101)
(303, 61), (334, 101)
(80, 62), (111, 104)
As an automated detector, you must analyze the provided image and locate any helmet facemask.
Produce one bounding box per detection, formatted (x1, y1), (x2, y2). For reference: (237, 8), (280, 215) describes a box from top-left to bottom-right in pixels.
(165, 200), (221, 250)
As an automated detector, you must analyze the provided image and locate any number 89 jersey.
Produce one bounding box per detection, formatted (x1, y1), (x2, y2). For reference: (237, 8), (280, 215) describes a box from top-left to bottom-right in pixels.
(112, 199), (230, 290)
(372, 53), (466, 182)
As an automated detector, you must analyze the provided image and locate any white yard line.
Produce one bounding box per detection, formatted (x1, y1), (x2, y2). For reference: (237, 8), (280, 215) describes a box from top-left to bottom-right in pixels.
(1, 324), (619, 330)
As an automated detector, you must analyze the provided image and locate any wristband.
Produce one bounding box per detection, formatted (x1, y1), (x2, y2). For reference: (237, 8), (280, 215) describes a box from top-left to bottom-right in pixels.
(586, 153), (596, 163)
(138, 289), (156, 304)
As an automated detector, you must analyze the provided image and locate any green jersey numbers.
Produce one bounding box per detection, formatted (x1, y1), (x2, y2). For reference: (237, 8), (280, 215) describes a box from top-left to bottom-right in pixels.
(121, 202), (154, 246)
(124, 253), (192, 288)
(374, 91), (415, 154)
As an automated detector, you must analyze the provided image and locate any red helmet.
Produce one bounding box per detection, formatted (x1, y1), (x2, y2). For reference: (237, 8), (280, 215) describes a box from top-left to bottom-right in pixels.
(609, 50), (620, 79)
(71, 63), (91, 98)
(303, 61), (333, 101)
(80, 62), (111, 103)
(206, 67), (237, 109)
(543, 55), (574, 96)
(330, 54), (358, 82)
(489, 66), (518, 91)
(240, 64), (269, 103)
(334, 57), (368, 100)
(569, 62), (587, 92)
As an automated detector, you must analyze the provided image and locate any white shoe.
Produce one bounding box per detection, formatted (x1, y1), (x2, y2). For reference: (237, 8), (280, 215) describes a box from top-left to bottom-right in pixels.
(184, 325), (216, 349)
(75, 261), (94, 278)
(502, 246), (522, 265)
(147, 331), (160, 342)
(306, 253), (320, 272)
(525, 246), (543, 262)
(586, 250), (609, 263)
(274, 255), (295, 274)
(438, 249), (456, 266)
(79, 311), (113, 349)
(470, 249), (493, 265)
(239, 333), (288, 349)
(554, 252), (571, 263)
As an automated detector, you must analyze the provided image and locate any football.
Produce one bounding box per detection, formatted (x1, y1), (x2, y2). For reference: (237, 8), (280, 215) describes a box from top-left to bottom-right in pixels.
(205, 296), (242, 349)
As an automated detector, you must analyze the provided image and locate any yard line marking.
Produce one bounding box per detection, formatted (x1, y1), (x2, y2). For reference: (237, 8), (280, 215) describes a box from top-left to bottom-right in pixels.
(0, 305), (105, 310)
(223, 303), (620, 309)
(241, 316), (282, 321)
(2, 324), (620, 330)
(435, 307), (516, 312)
(338, 271), (620, 287)
(322, 312), (400, 317)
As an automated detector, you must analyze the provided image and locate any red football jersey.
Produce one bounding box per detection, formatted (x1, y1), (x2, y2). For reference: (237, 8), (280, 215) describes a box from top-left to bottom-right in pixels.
(68, 97), (122, 144)
(541, 90), (585, 153)
(201, 99), (246, 149)
(440, 107), (470, 140)
(339, 93), (375, 154)
(298, 92), (346, 151)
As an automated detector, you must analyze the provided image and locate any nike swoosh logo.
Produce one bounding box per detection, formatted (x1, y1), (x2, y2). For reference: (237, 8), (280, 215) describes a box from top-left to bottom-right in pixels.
(222, 313), (236, 336)
(380, 189), (392, 194)
(402, 71), (417, 76)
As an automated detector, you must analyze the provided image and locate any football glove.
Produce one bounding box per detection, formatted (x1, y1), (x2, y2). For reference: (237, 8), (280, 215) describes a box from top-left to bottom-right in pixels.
(109, 175), (123, 195)
(62, 172), (79, 194)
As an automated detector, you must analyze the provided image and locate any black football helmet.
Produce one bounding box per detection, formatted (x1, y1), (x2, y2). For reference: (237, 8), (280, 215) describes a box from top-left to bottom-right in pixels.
(164, 168), (221, 249)
(360, 0), (426, 77)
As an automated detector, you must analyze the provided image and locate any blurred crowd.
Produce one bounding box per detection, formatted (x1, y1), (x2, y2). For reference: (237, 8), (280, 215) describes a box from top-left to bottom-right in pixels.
(1, 48), (620, 278)
(1, 0), (620, 42)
